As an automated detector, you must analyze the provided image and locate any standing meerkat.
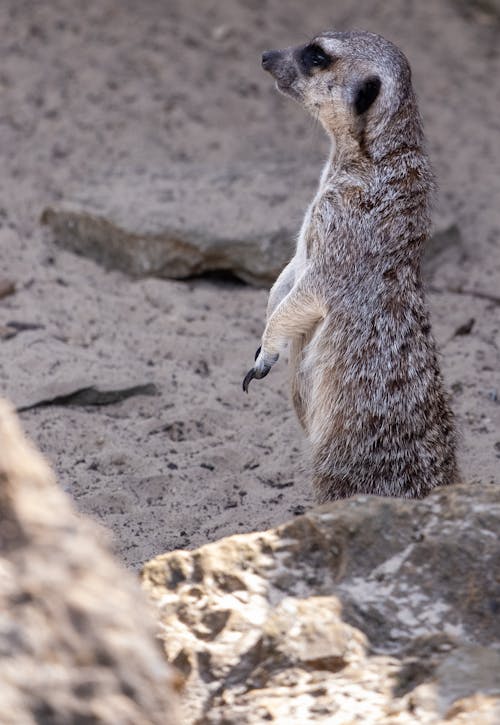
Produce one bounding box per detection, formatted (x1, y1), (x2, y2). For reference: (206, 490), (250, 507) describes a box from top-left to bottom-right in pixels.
(243, 31), (458, 501)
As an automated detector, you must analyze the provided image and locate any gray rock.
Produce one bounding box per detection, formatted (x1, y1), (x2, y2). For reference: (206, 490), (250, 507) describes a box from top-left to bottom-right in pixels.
(41, 162), (314, 286)
(0, 399), (179, 725)
(142, 484), (500, 723)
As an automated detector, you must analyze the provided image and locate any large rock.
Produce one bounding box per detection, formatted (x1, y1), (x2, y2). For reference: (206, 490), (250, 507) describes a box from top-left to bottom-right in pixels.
(0, 399), (179, 725)
(41, 162), (314, 286)
(142, 484), (500, 723)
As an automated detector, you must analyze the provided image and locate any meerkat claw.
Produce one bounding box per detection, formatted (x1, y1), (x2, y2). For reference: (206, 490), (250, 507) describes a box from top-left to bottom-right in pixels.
(254, 346), (262, 361)
(243, 346), (279, 392)
(242, 364), (272, 393)
(242, 368), (256, 393)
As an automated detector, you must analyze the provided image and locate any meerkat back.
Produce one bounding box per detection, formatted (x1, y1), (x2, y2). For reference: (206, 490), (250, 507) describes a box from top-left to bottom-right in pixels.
(243, 31), (459, 501)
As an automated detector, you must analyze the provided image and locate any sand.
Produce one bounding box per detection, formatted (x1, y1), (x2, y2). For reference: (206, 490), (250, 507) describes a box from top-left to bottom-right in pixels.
(0, 0), (499, 567)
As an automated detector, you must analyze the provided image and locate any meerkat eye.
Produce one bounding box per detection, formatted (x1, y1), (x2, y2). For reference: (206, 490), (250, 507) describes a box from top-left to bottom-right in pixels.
(300, 44), (332, 74)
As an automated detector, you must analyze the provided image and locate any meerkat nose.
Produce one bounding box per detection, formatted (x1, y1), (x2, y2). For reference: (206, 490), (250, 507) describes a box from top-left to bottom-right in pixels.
(262, 49), (281, 71)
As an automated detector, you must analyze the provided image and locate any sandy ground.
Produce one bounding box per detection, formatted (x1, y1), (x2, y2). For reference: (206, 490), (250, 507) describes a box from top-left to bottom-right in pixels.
(0, 0), (499, 567)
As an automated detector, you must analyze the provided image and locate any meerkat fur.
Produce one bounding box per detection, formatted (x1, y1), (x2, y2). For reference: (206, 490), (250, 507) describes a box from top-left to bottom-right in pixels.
(243, 31), (458, 501)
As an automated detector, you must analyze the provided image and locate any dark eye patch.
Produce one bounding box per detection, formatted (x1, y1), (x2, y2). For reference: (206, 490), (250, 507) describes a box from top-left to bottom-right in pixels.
(299, 44), (333, 75)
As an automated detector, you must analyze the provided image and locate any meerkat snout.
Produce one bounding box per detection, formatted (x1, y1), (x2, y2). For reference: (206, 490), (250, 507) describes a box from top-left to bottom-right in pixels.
(261, 49), (281, 70)
(262, 47), (300, 99)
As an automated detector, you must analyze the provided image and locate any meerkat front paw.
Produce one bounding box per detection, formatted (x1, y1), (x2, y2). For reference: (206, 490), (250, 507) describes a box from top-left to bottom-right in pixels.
(242, 347), (279, 393)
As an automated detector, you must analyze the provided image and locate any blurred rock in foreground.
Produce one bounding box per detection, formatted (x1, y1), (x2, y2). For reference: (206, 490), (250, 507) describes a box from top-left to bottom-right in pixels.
(0, 400), (179, 725)
(142, 484), (500, 724)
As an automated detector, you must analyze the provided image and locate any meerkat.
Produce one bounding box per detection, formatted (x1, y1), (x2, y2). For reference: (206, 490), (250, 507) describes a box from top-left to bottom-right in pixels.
(242, 31), (458, 501)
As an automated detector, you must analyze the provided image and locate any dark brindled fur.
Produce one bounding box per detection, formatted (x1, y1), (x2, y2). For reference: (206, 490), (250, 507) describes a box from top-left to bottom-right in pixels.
(245, 31), (458, 501)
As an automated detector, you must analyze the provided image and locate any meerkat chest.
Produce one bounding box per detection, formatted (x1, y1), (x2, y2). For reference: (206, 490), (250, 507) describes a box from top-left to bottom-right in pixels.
(296, 158), (358, 264)
(295, 204), (314, 272)
(294, 154), (333, 265)
(296, 184), (331, 266)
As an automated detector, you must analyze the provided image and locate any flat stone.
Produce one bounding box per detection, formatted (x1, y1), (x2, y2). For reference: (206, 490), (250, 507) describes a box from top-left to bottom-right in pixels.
(41, 162), (316, 286)
(16, 379), (158, 412)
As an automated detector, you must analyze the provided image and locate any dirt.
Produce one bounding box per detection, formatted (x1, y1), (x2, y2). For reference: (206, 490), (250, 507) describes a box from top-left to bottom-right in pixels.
(0, 0), (499, 567)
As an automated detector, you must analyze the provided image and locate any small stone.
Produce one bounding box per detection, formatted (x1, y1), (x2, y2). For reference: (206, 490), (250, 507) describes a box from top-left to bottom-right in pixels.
(0, 279), (15, 299)
(211, 24), (234, 42)
(453, 318), (475, 336)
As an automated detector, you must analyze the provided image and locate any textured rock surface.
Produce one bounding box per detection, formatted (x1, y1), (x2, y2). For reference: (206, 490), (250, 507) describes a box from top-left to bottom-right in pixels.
(0, 399), (179, 725)
(143, 484), (500, 723)
(41, 161), (310, 286)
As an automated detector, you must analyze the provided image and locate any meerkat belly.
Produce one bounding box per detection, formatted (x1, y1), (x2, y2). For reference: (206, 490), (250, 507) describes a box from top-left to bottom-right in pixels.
(304, 302), (457, 499)
(305, 308), (409, 446)
(289, 316), (329, 431)
(288, 207), (319, 428)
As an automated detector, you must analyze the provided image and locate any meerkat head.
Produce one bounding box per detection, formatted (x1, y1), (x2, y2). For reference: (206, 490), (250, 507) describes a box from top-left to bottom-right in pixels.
(262, 31), (413, 144)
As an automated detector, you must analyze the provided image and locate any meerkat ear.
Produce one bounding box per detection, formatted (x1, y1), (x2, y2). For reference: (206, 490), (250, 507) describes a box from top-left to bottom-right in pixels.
(353, 76), (381, 115)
